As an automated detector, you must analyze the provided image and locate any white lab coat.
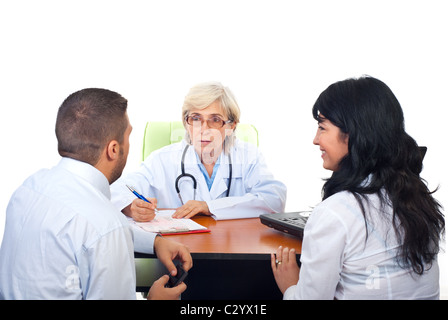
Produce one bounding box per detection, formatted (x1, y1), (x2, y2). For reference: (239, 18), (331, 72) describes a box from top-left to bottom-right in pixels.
(111, 139), (287, 220)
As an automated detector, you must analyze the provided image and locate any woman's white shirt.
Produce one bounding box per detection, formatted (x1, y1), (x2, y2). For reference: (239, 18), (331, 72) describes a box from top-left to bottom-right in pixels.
(284, 190), (440, 300)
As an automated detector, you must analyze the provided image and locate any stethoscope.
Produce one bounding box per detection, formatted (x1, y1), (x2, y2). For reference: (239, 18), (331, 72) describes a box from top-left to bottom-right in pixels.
(175, 144), (232, 205)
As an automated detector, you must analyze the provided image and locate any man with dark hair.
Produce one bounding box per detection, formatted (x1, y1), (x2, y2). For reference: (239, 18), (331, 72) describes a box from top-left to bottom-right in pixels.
(0, 88), (192, 299)
(56, 88), (130, 169)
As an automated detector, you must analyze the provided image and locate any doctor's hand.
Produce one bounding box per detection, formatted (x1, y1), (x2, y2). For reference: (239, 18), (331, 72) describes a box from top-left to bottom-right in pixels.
(172, 200), (211, 219)
(122, 198), (158, 222)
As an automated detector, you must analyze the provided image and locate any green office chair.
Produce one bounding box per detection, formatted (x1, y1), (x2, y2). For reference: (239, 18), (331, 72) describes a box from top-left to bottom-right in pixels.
(142, 121), (259, 161)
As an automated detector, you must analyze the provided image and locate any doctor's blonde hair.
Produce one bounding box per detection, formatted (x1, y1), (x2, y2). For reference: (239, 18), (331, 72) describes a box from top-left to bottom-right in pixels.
(182, 81), (241, 152)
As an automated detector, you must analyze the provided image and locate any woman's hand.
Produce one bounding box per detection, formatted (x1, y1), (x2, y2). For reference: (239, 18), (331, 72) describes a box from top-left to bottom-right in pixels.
(172, 200), (211, 219)
(271, 246), (300, 294)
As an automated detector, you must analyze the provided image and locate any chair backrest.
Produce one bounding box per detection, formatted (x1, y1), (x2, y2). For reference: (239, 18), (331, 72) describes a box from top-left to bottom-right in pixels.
(142, 121), (258, 161)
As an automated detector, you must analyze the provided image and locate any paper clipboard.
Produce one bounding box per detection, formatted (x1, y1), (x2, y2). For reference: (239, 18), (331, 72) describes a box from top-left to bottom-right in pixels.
(133, 210), (210, 235)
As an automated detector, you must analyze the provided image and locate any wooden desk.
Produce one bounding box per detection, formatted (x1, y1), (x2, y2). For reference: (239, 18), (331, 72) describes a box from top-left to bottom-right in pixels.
(135, 216), (302, 300)
(162, 216), (301, 256)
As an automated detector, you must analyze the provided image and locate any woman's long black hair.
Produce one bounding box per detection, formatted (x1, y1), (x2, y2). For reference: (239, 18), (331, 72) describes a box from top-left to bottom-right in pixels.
(312, 76), (444, 275)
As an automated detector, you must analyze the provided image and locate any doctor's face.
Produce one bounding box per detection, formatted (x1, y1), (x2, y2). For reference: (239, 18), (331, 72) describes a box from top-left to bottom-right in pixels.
(186, 100), (235, 158)
(313, 114), (349, 171)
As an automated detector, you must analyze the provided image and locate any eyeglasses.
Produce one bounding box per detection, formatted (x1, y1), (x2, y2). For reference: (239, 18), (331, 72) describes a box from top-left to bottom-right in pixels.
(185, 115), (233, 129)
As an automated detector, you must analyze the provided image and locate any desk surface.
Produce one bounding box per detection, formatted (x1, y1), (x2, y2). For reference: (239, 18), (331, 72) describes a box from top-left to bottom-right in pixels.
(159, 216), (302, 258)
(135, 216), (302, 299)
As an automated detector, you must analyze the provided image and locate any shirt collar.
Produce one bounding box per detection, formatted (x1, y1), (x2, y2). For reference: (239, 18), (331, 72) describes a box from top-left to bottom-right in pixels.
(197, 154), (221, 191)
(58, 157), (111, 199)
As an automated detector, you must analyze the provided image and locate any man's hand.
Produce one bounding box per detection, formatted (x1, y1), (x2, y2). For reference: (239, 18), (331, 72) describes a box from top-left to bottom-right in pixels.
(147, 275), (187, 300)
(154, 236), (193, 276)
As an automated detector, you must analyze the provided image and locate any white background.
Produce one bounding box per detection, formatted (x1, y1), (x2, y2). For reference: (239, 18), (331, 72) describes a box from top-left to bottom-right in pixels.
(1, 0), (446, 298)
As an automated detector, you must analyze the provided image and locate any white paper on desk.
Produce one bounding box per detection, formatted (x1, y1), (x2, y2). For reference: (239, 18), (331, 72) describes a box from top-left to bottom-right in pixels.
(134, 210), (208, 234)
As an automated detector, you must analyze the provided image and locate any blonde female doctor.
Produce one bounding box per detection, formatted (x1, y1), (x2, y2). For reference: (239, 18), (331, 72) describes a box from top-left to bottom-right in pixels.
(111, 82), (287, 221)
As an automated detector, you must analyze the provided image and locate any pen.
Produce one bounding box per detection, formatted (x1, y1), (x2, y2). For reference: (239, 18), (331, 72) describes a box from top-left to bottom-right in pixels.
(126, 185), (159, 213)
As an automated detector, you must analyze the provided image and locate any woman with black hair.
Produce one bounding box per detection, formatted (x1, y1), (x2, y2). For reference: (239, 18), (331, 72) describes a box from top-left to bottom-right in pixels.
(272, 76), (445, 299)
